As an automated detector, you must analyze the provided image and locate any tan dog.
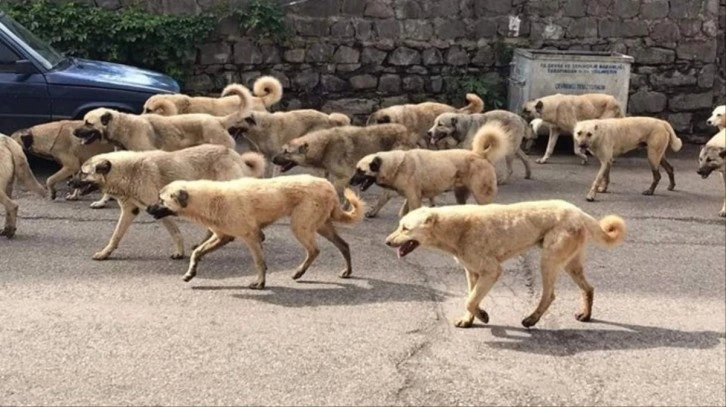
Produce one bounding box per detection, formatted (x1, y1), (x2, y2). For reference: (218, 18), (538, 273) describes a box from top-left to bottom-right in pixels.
(68, 145), (265, 260)
(227, 109), (350, 175)
(352, 122), (508, 218)
(11, 120), (113, 201)
(272, 124), (419, 196)
(146, 175), (365, 289)
(697, 129), (726, 217)
(385, 200), (626, 328)
(0, 134), (47, 238)
(427, 110), (533, 183)
(142, 76), (283, 115)
(573, 117), (682, 201)
(367, 94), (484, 147)
(707, 105), (726, 130)
(521, 93), (624, 164)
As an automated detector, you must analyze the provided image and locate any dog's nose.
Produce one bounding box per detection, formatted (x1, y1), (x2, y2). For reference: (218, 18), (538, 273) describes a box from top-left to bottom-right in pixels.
(427, 130), (433, 137)
(385, 239), (393, 247)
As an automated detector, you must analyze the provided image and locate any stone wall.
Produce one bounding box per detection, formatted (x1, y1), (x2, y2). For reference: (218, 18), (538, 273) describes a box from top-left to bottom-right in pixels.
(62, 0), (726, 141)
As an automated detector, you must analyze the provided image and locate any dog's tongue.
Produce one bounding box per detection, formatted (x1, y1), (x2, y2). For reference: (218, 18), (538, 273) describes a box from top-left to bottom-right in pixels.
(397, 246), (405, 258)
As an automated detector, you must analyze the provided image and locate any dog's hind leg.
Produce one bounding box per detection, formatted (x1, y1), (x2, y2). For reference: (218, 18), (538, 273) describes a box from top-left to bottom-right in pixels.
(290, 212), (322, 281)
(536, 128), (560, 164)
(93, 201), (138, 260)
(564, 250), (594, 322)
(366, 190), (394, 219)
(183, 233), (233, 282)
(0, 183), (18, 239)
(454, 187), (470, 204)
(660, 157), (676, 191)
(499, 155), (514, 185)
(516, 148), (532, 179)
(317, 221), (353, 278)
(241, 232), (268, 289)
(721, 171), (726, 217)
(160, 218), (185, 259)
(454, 262), (501, 328)
(643, 147), (664, 196)
(45, 165), (76, 201)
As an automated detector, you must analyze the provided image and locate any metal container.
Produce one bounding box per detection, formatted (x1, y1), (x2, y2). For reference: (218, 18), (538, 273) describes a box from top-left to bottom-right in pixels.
(508, 49), (634, 114)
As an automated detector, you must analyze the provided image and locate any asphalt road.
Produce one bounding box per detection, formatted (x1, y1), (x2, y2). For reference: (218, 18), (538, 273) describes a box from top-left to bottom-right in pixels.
(1, 145), (725, 406)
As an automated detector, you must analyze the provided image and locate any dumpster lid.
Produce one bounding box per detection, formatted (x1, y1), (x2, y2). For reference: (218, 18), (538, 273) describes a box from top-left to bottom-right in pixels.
(514, 48), (634, 63)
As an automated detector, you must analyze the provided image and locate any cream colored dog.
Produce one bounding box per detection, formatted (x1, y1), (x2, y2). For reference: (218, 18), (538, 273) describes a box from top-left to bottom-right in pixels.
(352, 122), (508, 218)
(147, 175), (365, 289)
(143, 76), (283, 115)
(385, 200), (626, 328)
(573, 117), (682, 201)
(0, 134), (47, 238)
(697, 129), (726, 217)
(367, 94), (484, 147)
(521, 93), (624, 164)
(68, 145), (265, 260)
(707, 105), (725, 130)
(11, 120), (113, 201)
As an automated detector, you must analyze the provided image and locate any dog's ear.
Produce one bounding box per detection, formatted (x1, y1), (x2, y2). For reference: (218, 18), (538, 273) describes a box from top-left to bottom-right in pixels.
(174, 189), (189, 208)
(244, 114), (257, 126)
(19, 132), (33, 150)
(719, 149), (726, 158)
(535, 100), (543, 112)
(298, 143), (308, 154)
(95, 159), (112, 175)
(424, 212), (438, 227)
(369, 156), (382, 172)
(100, 112), (113, 126)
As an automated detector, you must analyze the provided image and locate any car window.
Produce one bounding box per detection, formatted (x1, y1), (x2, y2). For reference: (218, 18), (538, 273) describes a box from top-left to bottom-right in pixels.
(0, 41), (20, 72)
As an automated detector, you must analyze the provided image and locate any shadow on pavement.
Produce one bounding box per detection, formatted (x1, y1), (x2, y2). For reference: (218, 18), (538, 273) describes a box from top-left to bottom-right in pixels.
(484, 319), (725, 356)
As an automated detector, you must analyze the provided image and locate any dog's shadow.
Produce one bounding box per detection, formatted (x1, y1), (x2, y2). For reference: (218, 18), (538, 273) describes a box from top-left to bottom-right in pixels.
(484, 319), (725, 356)
(191, 277), (451, 307)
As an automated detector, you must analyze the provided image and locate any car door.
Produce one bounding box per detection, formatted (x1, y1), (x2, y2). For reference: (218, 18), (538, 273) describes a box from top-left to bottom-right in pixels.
(0, 40), (51, 134)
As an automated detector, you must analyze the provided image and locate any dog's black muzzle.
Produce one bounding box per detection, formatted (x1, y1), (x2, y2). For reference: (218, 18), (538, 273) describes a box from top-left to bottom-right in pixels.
(227, 126), (245, 140)
(67, 178), (100, 195)
(272, 155), (298, 172)
(146, 204), (176, 220)
(349, 171), (376, 191)
(73, 127), (102, 145)
(697, 166), (715, 179)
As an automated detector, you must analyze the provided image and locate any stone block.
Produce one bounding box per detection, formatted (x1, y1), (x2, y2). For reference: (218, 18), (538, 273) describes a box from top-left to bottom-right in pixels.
(199, 42), (231, 65)
(293, 71), (320, 91)
(629, 46), (675, 64)
(355, 20), (374, 41)
(365, 0), (395, 18)
(337, 64), (362, 72)
(474, 18), (499, 38)
(563, 0), (586, 17)
(259, 45), (281, 64)
(295, 18), (330, 37)
(422, 48), (443, 65)
(350, 74), (378, 89)
(428, 76), (444, 93)
(599, 19), (648, 38)
(676, 41), (717, 62)
(669, 91), (715, 111)
(342, 0), (366, 15)
(378, 74), (402, 93)
(306, 43), (335, 63)
(471, 46), (495, 66)
(650, 21), (680, 44)
(290, 0), (341, 17)
(586, 0), (613, 16)
(331, 20), (355, 38)
(233, 39), (262, 64)
(185, 74), (213, 93)
(381, 95), (410, 107)
(389, 47), (422, 65)
(614, 0), (640, 18)
(445, 46), (469, 66)
(474, 0), (513, 16)
(430, 0), (460, 17)
(678, 19), (702, 37)
(698, 64), (716, 88)
(629, 89), (667, 113)
(375, 19), (401, 39)
(640, 0), (669, 19)
(333, 46), (360, 64)
(567, 18), (598, 38)
(651, 70), (698, 88)
(284, 49), (306, 63)
(402, 75), (425, 92)
(402, 20), (434, 41)
(323, 98), (378, 115)
(394, 0), (431, 18)
(669, 0), (702, 18)
(361, 47), (388, 65)
(435, 19), (467, 40)
(668, 112), (693, 132)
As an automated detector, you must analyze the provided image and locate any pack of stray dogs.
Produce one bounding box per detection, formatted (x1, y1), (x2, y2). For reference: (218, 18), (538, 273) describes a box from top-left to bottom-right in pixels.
(2, 73), (725, 329)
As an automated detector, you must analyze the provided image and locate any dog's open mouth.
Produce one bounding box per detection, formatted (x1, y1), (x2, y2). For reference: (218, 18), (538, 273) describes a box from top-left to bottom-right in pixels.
(272, 156), (298, 173)
(73, 128), (102, 145)
(146, 204), (176, 220)
(397, 240), (419, 258)
(67, 178), (99, 196)
(578, 144), (589, 155)
(359, 177), (376, 191)
(697, 169), (713, 179)
(228, 127), (245, 140)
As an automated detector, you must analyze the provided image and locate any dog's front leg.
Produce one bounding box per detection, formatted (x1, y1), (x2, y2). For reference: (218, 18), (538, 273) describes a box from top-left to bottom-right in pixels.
(93, 201), (138, 260)
(183, 233), (233, 282)
(242, 233), (268, 289)
(516, 148), (532, 179)
(90, 193), (113, 209)
(45, 166), (77, 201)
(573, 138), (589, 165)
(536, 128), (560, 164)
(159, 218), (185, 259)
(401, 192), (422, 216)
(366, 190), (394, 218)
(721, 170), (726, 217)
(454, 264), (501, 328)
(586, 160), (611, 201)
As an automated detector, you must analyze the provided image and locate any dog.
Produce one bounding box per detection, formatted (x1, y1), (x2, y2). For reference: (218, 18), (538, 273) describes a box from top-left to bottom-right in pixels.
(68, 145), (266, 260)
(146, 174), (365, 289)
(11, 120), (114, 201)
(697, 129), (726, 217)
(385, 200), (626, 328)
(352, 122), (508, 218)
(707, 105), (725, 130)
(427, 110), (534, 183)
(573, 117), (683, 202)
(0, 134), (47, 238)
(272, 124), (419, 197)
(521, 93), (624, 164)
(227, 109), (350, 176)
(142, 76), (283, 116)
(367, 94), (484, 147)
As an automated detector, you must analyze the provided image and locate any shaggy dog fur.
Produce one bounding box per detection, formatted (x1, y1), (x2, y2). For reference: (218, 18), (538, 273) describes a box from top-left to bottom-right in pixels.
(697, 129), (726, 217)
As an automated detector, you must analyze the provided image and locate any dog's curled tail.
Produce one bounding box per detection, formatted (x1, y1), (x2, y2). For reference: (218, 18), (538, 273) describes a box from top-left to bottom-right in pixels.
(459, 93), (485, 114)
(221, 84), (253, 112)
(253, 76), (284, 107)
(664, 122), (683, 152)
(472, 122), (509, 163)
(329, 113), (351, 126)
(239, 151), (267, 178)
(331, 188), (366, 225)
(144, 97), (178, 116)
(4, 137), (47, 198)
(586, 214), (626, 248)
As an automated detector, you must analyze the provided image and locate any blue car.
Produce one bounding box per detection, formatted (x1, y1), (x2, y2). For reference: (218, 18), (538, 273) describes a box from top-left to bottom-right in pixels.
(0, 10), (180, 134)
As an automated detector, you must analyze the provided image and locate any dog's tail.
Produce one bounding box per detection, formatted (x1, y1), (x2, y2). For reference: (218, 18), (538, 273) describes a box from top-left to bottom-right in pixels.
(253, 76), (284, 108)
(664, 122), (683, 152)
(221, 84), (253, 112)
(331, 188), (366, 225)
(458, 93), (484, 114)
(329, 113), (351, 126)
(4, 136), (47, 198)
(584, 214), (626, 248)
(472, 122), (509, 162)
(238, 151), (267, 178)
(144, 98), (178, 116)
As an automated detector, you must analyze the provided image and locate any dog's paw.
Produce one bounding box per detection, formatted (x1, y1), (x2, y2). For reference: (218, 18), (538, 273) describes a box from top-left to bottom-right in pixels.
(580, 158), (588, 166)
(0, 226), (16, 239)
(49, 190), (57, 200)
(575, 312), (592, 322)
(641, 189), (654, 196)
(596, 185), (608, 193)
(453, 316), (474, 328)
(92, 251), (110, 261)
(182, 271), (196, 282)
(339, 269), (352, 279)
(170, 253), (185, 260)
(292, 269), (306, 280)
(719, 208), (726, 217)
(89, 201), (107, 209)
(585, 195), (596, 202)
(475, 308), (489, 324)
(667, 184), (676, 191)
(248, 281), (265, 290)
(521, 315), (540, 328)
(364, 210), (378, 219)
(535, 158), (548, 164)
(64, 192), (80, 201)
